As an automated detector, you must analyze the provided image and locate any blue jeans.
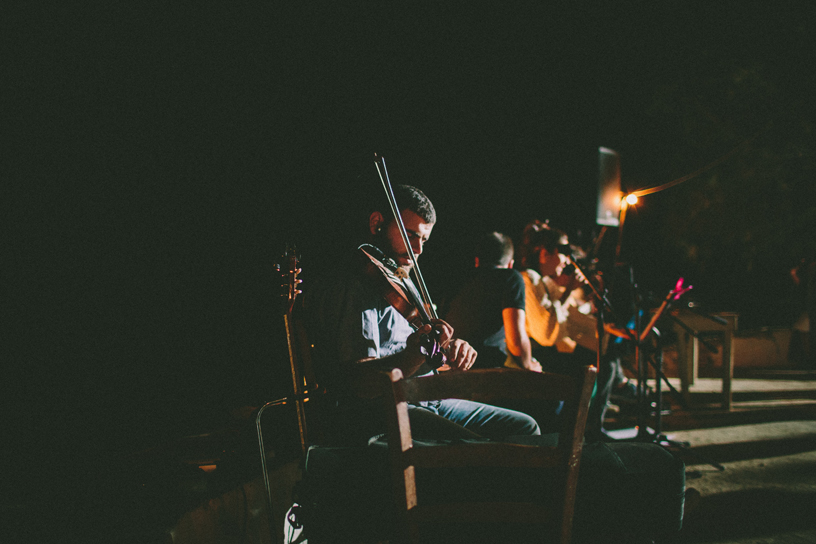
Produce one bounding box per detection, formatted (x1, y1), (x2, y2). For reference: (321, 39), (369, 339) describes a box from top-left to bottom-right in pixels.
(333, 397), (540, 446)
(410, 399), (540, 440)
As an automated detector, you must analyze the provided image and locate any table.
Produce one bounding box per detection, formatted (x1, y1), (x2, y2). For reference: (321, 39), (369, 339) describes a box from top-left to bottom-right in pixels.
(670, 309), (739, 410)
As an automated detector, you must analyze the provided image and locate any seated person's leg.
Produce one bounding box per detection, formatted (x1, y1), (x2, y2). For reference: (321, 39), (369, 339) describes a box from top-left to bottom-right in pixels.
(334, 399), (487, 444)
(407, 404), (484, 440)
(586, 354), (618, 438)
(434, 398), (541, 439)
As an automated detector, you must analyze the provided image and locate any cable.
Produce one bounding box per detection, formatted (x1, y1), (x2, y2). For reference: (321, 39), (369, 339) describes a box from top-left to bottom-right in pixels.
(631, 128), (766, 198)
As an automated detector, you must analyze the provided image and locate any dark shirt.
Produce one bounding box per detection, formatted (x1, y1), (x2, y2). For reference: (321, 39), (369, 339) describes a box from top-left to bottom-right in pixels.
(444, 267), (526, 369)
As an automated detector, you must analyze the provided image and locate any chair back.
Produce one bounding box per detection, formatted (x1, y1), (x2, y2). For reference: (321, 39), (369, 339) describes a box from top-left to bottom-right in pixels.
(379, 366), (596, 544)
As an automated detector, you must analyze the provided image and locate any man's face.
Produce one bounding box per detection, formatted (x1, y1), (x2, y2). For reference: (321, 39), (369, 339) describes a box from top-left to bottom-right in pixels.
(374, 210), (434, 271)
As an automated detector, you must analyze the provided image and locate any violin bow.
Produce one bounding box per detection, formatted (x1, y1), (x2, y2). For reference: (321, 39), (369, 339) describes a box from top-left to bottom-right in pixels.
(374, 153), (439, 320)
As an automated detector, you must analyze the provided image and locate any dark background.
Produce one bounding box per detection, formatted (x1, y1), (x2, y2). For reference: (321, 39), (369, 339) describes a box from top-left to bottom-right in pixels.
(4, 3), (816, 474)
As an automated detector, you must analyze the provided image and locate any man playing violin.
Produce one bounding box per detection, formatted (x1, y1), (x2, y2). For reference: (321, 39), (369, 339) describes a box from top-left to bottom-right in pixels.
(307, 184), (540, 445)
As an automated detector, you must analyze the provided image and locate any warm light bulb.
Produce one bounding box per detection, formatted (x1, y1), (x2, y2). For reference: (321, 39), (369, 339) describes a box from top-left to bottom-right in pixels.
(625, 193), (638, 206)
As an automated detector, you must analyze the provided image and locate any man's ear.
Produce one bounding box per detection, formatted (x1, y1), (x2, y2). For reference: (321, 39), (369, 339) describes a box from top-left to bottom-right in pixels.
(369, 212), (385, 235)
(507, 258), (515, 269)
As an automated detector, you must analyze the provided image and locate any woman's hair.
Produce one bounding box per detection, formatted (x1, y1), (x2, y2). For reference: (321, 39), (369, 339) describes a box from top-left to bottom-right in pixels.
(516, 220), (567, 269)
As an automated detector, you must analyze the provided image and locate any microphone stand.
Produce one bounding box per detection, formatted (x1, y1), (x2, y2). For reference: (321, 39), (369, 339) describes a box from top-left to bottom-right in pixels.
(568, 257), (725, 474)
(565, 256), (644, 444)
(564, 256), (625, 370)
(630, 278), (725, 472)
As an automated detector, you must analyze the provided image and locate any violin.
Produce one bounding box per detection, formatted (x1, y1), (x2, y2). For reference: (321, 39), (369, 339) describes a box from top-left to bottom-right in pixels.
(357, 244), (446, 369)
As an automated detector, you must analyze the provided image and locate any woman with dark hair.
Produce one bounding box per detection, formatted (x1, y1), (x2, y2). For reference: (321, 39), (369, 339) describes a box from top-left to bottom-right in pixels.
(516, 220), (614, 439)
(516, 220), (585, 360)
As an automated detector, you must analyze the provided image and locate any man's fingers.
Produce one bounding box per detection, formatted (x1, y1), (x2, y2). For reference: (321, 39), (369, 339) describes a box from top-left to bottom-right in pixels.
(447, 339), (462, 362)
(443, 339), (478, 371)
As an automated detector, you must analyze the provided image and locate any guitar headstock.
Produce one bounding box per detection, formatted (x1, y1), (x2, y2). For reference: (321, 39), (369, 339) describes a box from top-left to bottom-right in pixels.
(277, 244), (302, 315)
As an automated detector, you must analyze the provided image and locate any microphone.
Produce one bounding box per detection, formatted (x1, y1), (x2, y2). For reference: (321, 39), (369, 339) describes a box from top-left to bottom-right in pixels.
(559, 243), (591, 276)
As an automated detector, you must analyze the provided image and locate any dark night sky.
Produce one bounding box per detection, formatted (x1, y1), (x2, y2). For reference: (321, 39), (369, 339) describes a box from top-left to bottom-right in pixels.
(5, 3), (816, 466)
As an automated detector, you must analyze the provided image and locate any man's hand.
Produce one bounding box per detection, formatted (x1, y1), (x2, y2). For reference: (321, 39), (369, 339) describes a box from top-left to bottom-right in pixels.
(426, 318), (477, 371)
(407, 318), (477, 372)
(444, 338), (478, 371)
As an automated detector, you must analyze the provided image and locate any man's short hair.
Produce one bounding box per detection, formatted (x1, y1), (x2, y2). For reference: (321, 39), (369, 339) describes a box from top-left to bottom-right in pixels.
(517, 220), (568, 269)
(370, 184), (437, 225)
(393, 184), (436, 224)
(476, 232), (514, 267)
